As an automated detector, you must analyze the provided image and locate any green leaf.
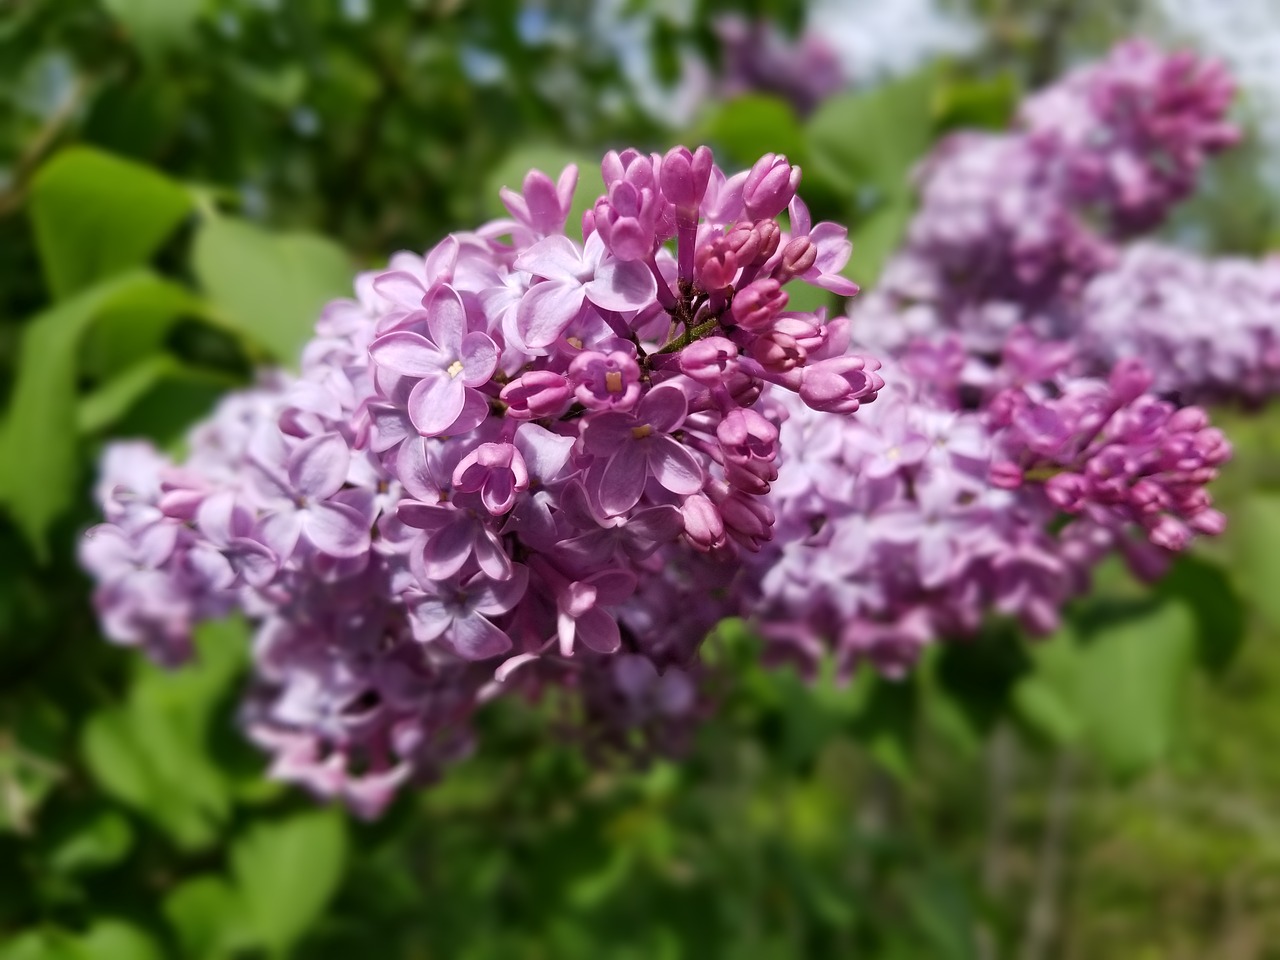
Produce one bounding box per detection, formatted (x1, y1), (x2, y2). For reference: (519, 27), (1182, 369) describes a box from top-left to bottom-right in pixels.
(192, 216), (353, 366)
(806, 69), (937, 199)
(933, 73), (1019, 132)
(102, 0), (203, 56)
(701, 95), (807, 169)
(74, 921), (163, 960)
(231, 809), (349, 955)
(78, 276), (206, 380)
(1154, 553), (1246, 674)
(1233, 492), (1280, 631)
(77, 355), (239, 436)
(1068, 601), (1195, 776)
(0, 271), (181, 557)
(0, 930), (86, 960)
(165, 876), (255, 960)
(846, 199), (912, 287)
(45, 810), (134, 875)
(80, 618), (248, 849)
(30, 148), (193, 299)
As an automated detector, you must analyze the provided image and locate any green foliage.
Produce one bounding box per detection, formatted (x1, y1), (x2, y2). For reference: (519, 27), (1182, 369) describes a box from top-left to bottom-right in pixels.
(30, 149), (193, 300)
(192, 216), (353, 367)
(1, 2), (1278, 958)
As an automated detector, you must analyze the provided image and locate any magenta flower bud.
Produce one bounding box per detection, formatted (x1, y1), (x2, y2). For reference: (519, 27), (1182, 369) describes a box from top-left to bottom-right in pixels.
(500, 371), (573, 419)
(1149, 516), (1191, 552)
(593, 181), (659, 261)
(710, 483), (774, 551)
(678, 336), (740, 384)
(1190, 508), (1227, 535)
(990, 461), (1024, 489)
(797, 356), (883, 413)
(695, 236), (737, 291)
(601, 148), (657, 189)
(725, 369), (763, 406)
(680, 493), (725, 551)
(741, 153), (801, 220)
(748, 331), (806, 372)
(1108, 357), (1154, 404)
(773, 315), (824, 352)
(568, 350), (642, 411)
(730, 278), (788, 331)
(1044, 472), (1090, 512)
(452, 442), (530, 516)
(751, 219), (781, 264)
(723, 221), (763, 266)
(716, 408), (779, 466)
(660, 144), (713, 217)
(775, 237), (818, 281)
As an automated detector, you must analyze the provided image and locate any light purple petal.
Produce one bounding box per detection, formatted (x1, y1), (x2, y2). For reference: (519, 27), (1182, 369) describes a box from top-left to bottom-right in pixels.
(459, 331), (499, 386)
(447, 614), (511, 660)
(372, 271), (428, 310)
(597, 443), (649, 516)
(407, 374), (466, 437)
(637, 385), (688, 433)
(303, 501), (371, 557)
(424, 284), (467, 354)
(513, 235), (585, 282)
(369, 331), (450, 378)
(588, 569), (637, 606)
(471, 563), (529, 616)
(258, 510), (305, 560)
(367, 403), (412, 453)
(584, 257), (657, 312)
(409, 599), (454, 643)
(472, 528), (514, 580)
(288, 433), (350, 500)
(649, 437), (704, 495)
(396, 500), (452, 531)
(417, 521), (474, 580)
(516, 280), (585, 350)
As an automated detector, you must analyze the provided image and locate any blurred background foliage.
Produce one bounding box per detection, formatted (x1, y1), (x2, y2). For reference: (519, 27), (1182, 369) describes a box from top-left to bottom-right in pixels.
(2, 0), (1280, 957)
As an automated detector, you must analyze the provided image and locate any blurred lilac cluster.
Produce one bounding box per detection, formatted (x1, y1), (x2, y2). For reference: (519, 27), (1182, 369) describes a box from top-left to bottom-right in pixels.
(80, 147), (879, 816)
(749, 40), (1243, 675)
(748, 336), (1229, 677)
(851, 40), (1280, 406)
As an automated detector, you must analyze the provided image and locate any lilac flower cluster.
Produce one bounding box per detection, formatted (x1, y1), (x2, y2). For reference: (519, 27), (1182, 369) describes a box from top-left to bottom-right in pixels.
(742, 40), (1242, 676)
(81, 147), (880, 815)
(713, 14), (846, 116)
(849, 40), (1280, 408)
(746, 334), (1230, 677)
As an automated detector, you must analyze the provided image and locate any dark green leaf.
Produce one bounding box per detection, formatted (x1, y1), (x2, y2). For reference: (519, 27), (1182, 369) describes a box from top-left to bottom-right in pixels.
(1233, 492), (1280, 630)
(1154, 553), (1246, 674)
(102, 0), (203, 55)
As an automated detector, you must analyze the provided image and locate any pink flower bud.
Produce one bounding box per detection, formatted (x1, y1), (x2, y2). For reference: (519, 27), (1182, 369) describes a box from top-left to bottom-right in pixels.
(797, 356), (883, 413)
(695, 236), (737, 291)
(500, 371), (573, 419)
(680, 494), (725, 551)
(742, 153), (801, 220)
(678, 336), (740, 384)
(775, 237), (817, 281)
(453, 442), (529, 516)
(731, 279), (788, 331)
(749, 331), (806, 372)
(1108, 357), (1154, 404)
(660, 145), (713, 217)
(989, 461), (1024, 489)
(716, 408), (779, 465)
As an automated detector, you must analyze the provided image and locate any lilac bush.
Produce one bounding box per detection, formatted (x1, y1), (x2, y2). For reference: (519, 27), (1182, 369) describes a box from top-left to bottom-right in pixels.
(849, 39), (1280, 411)
(80, 147), (879, 816)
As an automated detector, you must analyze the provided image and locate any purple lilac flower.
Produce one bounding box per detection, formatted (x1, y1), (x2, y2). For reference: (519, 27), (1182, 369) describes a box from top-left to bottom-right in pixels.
(81, 145), (879, 816)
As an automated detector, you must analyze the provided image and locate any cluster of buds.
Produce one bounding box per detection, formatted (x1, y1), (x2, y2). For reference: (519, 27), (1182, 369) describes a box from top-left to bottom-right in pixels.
(745, 332), (1230, 677)
(81, 146), (878, 815)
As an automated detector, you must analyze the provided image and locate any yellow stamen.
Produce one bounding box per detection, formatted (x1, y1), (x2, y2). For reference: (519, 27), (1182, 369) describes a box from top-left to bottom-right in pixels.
(566, 336), (584, 350)
(605, 370), (624, 394)
(631, 424), (653, 440)
(447, 360), (465, 378)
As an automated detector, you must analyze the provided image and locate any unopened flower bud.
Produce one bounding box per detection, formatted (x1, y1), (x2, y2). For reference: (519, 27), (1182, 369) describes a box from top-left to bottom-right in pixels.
(742, 153), (801, 220)
(500, 371), (573, 419)
(679, 337), (740, 384)
(731, 279), (788, 331)
(660, 144), (713, 217)
(680, 494), (725, 551)
(775, 237), (818, 281)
